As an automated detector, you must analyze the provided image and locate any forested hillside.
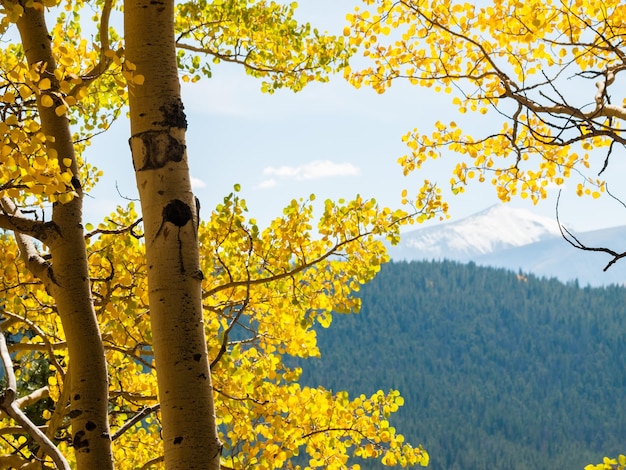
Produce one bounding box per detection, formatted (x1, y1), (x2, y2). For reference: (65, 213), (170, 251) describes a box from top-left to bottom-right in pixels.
(297, 261), (626, 469)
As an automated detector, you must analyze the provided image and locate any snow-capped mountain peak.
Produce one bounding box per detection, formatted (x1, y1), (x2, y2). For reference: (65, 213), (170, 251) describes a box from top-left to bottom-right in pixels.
(399, 204), (562, 260)
(390, 204), (626, 286)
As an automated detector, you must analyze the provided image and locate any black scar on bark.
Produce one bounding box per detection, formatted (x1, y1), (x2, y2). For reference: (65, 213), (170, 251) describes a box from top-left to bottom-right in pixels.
(85, 421), (96, 431)
(156, 99), (188, 130)
(70, 176), (82, 191)
(173, 436), (183, 445)
(132, 131), (185, 171)
(163, 200), (193, 227)
(73, 430), (89, 449)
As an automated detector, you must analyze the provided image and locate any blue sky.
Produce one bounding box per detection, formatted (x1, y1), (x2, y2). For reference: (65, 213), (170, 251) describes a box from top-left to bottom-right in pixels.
(82, 0), (626, 234)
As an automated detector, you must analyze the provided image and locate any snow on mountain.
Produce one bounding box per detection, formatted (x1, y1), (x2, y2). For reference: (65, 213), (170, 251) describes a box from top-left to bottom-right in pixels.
(397, 204), (562, 261)
(390, 204), (626, 286)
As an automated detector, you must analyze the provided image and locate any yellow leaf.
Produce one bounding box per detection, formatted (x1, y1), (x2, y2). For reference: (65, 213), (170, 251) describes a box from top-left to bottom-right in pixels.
(57, 192), (74, 204)
(40, 94), (54, 107)
(39, 77), (51, 90)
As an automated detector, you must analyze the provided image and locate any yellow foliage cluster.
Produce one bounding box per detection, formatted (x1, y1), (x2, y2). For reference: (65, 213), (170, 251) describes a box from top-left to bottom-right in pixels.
(0, 48), (75, 204)
(347, 0), (626, 204)
(198, 190), (433, 468)
(585, 455), (626, 470)
(0, 0), (132, 206)
(175, 0), (352, 92)
(0, 187), (438, 468)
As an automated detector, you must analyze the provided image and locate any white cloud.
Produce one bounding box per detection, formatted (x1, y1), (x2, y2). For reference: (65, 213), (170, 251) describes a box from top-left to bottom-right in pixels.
(263, 160), (360, 181)
(190, 177), (207, 189)
(257, 179), (277, 189)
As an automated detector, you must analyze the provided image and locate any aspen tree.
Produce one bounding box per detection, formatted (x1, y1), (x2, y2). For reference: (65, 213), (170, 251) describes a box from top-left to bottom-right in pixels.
(4, 4), (114, 468)
(125, 0), (220, 467)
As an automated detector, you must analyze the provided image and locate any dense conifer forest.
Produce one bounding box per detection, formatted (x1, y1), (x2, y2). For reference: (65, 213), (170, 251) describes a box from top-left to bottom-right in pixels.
(297, 260), (626, 469)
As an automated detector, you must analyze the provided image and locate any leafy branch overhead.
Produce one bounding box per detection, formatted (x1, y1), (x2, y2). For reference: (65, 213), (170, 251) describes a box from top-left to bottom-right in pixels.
(175, 0), (353, 91)
(348, 0), (626, 203)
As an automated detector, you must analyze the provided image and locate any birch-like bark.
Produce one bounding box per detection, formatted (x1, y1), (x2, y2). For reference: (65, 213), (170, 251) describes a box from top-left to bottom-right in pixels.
(14, 6), (113, 469)
(125, 0), (221, 467)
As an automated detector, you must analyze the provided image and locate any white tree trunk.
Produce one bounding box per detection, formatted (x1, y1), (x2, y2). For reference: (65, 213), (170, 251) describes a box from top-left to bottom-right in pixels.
(125, 0), (221, 467)
(15, 7), (113, 469)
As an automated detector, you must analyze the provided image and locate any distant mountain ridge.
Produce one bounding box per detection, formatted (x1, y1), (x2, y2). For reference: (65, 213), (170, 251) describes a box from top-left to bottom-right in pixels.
(390, 204), (626, 286)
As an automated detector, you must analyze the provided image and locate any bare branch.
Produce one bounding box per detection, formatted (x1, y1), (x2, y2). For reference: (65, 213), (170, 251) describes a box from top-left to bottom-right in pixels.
(0, 425), (47, 435)
(204, 231), (370, 298)
(85, 217), (144, 240)
(606, 184), (626, 212)
(0, 386), (51, 422)
(0, 454), (32, 468)
(598, 140), (616, 175)
(176, 42), (319, 76)
(0, 197), (54, 283)
(15, 386), (49, 410)
(0, 198), (58, 244)
(210, 228), (254, 369)
(556, 191), (626, 271)
(212, 386), (268, 406)
(111, 404), (160, 441)
(104, 343), (154, 370)
(109, 390), (157, 402)
(42, 363), (71, 445)
(8, 342), (66, 352)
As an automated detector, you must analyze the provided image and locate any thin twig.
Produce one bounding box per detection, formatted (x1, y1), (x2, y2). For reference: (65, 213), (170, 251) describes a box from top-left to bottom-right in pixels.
(556, 190), (626, 271)
(111, 404), (160, 441)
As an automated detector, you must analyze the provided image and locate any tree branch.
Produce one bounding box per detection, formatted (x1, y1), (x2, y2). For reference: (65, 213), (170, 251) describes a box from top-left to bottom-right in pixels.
(15, 386), (49, 410)
(0, 425), (47, 435)
(204, 231), (370, 298)
(0, 197), (55, 283)
(556, 191), (626, 271)
(69, 0), (116, 97)
(210, 228), (253, 369)
(176, 42), (319, 75)
(0, 199), (57, 244)
(84, 217), (144, 240)
(0, 386), (50, 421)
(111, 403), (160, 441)
(0, 454), (33, 468)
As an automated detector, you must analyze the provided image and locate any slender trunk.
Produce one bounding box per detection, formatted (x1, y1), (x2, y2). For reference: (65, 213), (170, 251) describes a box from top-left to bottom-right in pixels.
(15, 7), (113, 470)
(125, 0), (221, 468)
